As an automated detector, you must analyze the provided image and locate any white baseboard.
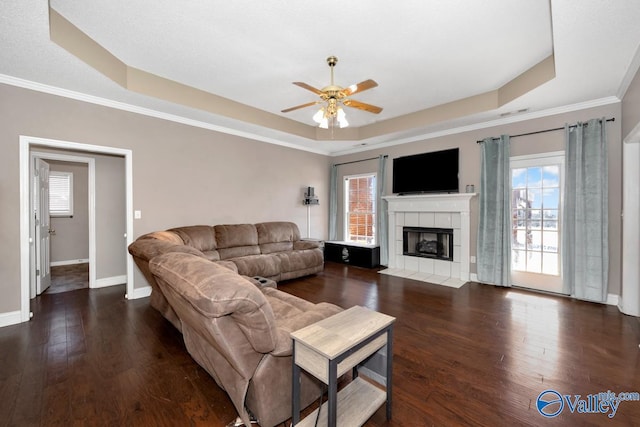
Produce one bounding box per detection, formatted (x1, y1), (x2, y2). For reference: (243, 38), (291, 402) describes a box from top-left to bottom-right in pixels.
(51, 258), (89, 267)
(471, 274), (621, 308)
(0, 310), (23, 328)
(606, 293), (620, 306)
(128, 285), (152, 300)
(617, 296), (640, 317)
(93, 275), (127, 288)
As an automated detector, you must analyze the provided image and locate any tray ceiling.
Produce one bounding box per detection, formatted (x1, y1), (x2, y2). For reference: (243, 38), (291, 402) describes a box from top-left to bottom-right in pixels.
(1, 1), (640, 155)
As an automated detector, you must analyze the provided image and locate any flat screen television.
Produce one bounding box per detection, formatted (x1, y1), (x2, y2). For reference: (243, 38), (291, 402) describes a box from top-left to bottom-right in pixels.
(392, 148), (459, 194)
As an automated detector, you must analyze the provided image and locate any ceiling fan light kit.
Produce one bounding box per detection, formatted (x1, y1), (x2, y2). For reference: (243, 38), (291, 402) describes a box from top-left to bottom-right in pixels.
(282, 56), (382, 129)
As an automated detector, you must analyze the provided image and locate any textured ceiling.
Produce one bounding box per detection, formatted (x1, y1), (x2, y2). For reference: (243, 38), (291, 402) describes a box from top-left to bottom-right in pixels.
(1, 1), (640, 155)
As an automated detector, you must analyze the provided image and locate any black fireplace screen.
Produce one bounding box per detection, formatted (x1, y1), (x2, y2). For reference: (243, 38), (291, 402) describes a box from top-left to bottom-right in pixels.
(402, 227), (454, 261)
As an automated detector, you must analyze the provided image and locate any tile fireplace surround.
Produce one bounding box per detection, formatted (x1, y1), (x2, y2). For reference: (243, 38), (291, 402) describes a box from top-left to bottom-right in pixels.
(380, 193), (476, 288)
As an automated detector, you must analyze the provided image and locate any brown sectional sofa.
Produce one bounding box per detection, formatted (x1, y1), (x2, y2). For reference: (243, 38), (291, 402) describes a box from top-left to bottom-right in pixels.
(148, 252), (341, 427)
(128, 221), (339, 426)
(128, 221), (324, 331)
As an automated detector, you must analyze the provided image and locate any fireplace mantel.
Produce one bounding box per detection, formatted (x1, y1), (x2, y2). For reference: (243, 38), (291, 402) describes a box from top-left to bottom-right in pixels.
(384, 193), (476, 213)
(382, 193), (477, 287)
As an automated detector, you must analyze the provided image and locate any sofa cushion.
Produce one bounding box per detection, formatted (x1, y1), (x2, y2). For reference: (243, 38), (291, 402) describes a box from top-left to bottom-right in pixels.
(256, 221), (300, 254)
(215, 224), (261, 259)
(128, 238), (205, 262)
(293, 240), (321, 250)
(149, 253), (277, 353)
(230, 254), (281, 279)
(140, 230), (185, 245)
(168, 225), (220, 261)
(169, 225), (218, 250)
(275, 249), (324, 275)
(214, 260), (239, 273)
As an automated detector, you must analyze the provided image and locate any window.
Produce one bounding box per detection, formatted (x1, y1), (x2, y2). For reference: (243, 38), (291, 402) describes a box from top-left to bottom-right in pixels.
(344, 173), (376, 244)
(49, 171), (73, 217)
(510, 152), (564, 293)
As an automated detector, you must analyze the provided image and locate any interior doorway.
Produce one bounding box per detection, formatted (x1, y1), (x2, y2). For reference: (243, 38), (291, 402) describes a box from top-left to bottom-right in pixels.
(19, 136), (134, 323)
(47, 159), (90, 294)
(30, 152), (94, 298)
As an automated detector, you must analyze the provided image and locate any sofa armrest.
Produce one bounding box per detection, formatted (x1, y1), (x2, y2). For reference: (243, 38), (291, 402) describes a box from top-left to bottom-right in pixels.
(293, 240), (320, 250)
(270, 329), (293, 357)
(269, 302), (343, 357)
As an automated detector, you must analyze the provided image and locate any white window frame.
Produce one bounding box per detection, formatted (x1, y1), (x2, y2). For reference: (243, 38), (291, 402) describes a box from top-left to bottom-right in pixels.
(49, 171), (74, 217)
(343, 173), (377, 244)
(510, 151), (565, 293)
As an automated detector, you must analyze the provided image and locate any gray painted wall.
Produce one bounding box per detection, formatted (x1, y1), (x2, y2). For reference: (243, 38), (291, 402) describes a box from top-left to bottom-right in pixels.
(0, 83), (329, 315)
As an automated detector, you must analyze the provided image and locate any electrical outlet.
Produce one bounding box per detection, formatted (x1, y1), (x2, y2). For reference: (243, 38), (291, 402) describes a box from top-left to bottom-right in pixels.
(134, 210), (142, 219)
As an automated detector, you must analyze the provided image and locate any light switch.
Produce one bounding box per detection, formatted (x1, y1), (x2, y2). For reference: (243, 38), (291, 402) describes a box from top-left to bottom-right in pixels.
(134, 210), (142, 219)
(470, 255), (476, 264)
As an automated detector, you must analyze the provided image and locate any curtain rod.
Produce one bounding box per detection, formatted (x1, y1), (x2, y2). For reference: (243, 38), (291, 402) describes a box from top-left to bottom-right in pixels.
(475, 117), (615, 144)
(333, 154), (388, 167)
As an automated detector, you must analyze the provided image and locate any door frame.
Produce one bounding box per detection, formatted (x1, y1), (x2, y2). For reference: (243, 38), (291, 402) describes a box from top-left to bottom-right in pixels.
(30, 152), (96, 297)
(621, 122), (640, 316)
(19, 136), (134, 322)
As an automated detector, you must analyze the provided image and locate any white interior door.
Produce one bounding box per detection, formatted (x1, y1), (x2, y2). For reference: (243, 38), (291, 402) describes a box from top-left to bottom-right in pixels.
(35, 158), (51, 295)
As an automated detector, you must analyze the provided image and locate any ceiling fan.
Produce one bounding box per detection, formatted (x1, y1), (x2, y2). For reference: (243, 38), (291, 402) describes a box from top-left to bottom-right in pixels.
(281, 56), (382, 128)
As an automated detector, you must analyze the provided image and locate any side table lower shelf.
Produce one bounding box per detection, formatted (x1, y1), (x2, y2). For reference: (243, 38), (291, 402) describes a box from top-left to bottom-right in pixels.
(295, 378), (385, 427)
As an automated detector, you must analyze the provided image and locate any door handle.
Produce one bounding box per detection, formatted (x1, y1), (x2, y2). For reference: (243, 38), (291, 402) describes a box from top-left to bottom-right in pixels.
(48, 228), (56, 235)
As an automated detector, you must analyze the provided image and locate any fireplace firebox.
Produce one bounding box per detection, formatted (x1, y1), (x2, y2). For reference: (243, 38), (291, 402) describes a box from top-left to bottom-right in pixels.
(403, 227), (454, 261)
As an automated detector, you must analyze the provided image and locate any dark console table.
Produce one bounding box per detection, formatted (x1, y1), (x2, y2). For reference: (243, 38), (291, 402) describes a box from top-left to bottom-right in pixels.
(324, 241), (380, 268)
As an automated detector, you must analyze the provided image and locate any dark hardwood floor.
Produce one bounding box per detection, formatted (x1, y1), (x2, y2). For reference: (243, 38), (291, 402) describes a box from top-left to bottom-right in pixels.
(1, 262), (639, 426)
(46, 263), (89, 294)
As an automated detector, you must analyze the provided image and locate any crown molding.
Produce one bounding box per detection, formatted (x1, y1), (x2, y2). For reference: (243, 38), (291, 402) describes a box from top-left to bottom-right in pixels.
(329, 96), (621, 156)
(0, 72), (621, 159)
(0, 74), (331, 156)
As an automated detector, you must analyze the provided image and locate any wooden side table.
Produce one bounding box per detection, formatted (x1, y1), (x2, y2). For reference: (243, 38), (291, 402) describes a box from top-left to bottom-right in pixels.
(290, 306), (395, 426)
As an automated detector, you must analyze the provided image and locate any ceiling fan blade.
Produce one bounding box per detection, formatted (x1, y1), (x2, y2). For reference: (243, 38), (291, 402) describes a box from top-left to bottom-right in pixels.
(343, 99), (383, 114)
(292, 82), (324, 96)
(281, 101), (320, 113)
(341, 79), (378, 97)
